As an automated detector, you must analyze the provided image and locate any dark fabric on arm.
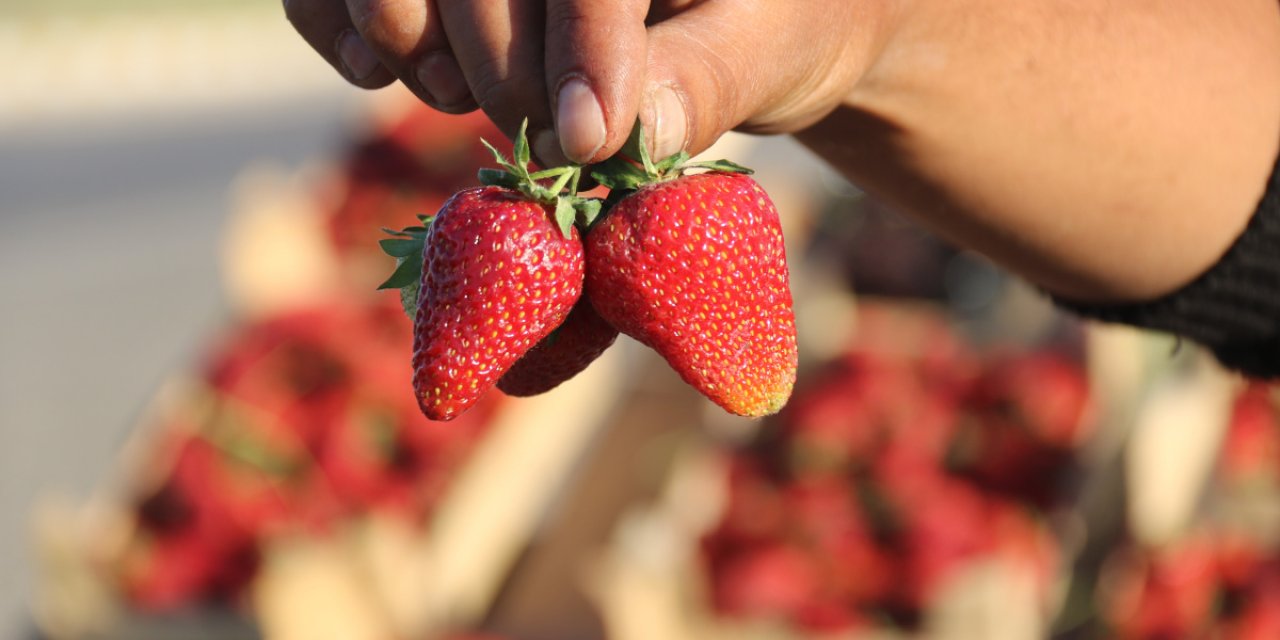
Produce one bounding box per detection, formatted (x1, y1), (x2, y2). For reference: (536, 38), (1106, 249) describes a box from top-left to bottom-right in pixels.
(1054, 150), (1280, 379)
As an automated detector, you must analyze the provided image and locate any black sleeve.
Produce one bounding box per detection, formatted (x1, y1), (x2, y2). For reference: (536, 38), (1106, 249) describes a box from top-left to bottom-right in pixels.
(1054, 151), (1280, 379)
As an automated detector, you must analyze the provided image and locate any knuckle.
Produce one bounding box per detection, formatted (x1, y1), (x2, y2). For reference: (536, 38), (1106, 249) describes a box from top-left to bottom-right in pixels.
(471, 56), (550, 133)
(348, 0), (392, 33)
(349, 0), (424, 51)
(470, 62), (528, 124)
(467, 56), (508, 103)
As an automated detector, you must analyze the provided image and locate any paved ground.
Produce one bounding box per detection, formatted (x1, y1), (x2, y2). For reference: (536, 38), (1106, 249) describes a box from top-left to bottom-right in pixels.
(0, 7), (367, 636)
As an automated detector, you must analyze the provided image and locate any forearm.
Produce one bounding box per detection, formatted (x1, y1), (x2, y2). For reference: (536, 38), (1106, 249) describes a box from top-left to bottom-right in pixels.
(797, 0), (1280, 302)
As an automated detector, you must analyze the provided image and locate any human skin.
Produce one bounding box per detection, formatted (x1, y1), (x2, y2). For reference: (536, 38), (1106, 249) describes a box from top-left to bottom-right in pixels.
(284, 0), (1280, 303)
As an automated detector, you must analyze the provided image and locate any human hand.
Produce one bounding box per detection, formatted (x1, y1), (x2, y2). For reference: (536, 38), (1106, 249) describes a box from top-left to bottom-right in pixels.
(284, 0), (888, 165)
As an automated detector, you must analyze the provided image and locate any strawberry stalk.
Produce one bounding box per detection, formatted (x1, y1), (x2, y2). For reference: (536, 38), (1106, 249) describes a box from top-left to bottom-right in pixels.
(476, 119), (602, 237)
(589, 120), (754, 194)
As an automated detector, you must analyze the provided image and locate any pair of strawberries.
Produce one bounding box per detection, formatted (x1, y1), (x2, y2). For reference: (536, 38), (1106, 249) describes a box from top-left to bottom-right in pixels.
(380, 122), (797, 421)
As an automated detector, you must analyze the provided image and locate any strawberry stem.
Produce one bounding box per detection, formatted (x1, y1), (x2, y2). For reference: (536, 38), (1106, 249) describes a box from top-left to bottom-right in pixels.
(547, 169), (575, 197)
(474, 118), (604, 239)
(590, 119), (755, 190)
(528, 167), (574, 181)
(633, 125), (657, 177)
(568, 169), (581, 197)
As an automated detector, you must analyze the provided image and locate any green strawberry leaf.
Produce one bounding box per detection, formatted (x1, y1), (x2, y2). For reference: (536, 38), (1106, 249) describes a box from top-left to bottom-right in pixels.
(379, 217), (431, 309)
(620, 120), (658, 177)
(481, 137), (522, 177)
(399, 276), (421, 319)
(597, 118), (755, 190)
(478, 167), (521, 189)
(379, 237), (424, 258)
(548, 166), (575, 195)
(513, 119), (532, 169)
(528, 167), (569, 181)
(554, 197), (576, 239)
(480, 137), (507, 165)
(684, 159), (755, 175)
(639, 129), (657, 176)
(378, 254), (422, 290)
(654, 151), (691, 174)
(590, 156), (648, 191)
(574, 198), (603, 228)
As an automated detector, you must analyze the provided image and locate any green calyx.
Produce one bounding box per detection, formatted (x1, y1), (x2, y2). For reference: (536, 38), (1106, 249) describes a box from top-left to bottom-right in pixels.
(377, 118), (603, 319)
(588, 120), (754, 193)
(477, 118), (603, 238)
(377, 213), (433, 318)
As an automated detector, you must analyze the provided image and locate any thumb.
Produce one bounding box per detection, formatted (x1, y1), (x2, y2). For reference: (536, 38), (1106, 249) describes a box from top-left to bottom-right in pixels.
(542, 0), (650, 165)
(641, 1), (876, 159)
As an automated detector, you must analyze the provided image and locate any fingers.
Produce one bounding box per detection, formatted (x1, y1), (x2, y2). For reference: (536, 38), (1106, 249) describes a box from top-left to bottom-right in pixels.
(295, 0), (852, 169)
(284, 0), (395, 88)
(291, 0), (653, 168)
(643, 0), (870, 158)
(436, 0), (557, 162)
(543, 0), (650, 163)
(346, 0), (477, 113)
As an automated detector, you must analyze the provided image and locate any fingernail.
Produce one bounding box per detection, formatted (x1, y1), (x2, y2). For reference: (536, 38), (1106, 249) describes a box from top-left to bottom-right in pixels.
(555, 77), (606, 163)
(650, 85), (688, 161)
(533, 130), (565, 168)
(336, 30), (379, 82)
(415, 53), (471, 108)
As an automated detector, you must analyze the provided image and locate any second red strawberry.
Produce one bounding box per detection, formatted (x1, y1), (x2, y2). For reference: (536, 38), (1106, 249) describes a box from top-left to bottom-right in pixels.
(584, 170), (798, 417)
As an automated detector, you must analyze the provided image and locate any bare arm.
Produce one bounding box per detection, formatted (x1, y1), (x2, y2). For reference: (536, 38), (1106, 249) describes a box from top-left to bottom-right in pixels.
(798, 0), (1280, 302)
(286, 0), (1280, 303)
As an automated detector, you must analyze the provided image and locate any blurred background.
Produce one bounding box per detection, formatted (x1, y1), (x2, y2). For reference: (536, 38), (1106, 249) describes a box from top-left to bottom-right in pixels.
(4, 2), (1279, 640)
(2, 0), (360, 636)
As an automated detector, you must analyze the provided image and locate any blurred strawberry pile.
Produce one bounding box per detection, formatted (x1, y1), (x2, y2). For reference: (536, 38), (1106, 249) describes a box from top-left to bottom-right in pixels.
(699, 307), (1090, 634)
(1096, 534), (1280, 640)
(1093, 383), (1280, 640)
(116, 299), (501, 610)
(696, 347), (1280, 639)
(110, 105), (511, 613)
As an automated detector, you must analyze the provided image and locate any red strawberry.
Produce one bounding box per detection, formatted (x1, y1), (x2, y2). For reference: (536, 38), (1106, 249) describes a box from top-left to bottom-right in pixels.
(380, 121), (602, 420)
(410, 186), (583, 419)
(497, 296), (618, 396)
(585, 157), (797, 416)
